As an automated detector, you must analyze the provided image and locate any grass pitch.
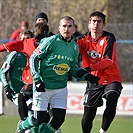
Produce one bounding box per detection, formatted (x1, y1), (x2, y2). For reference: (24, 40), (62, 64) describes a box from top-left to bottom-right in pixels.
(0, 114), (132, 133)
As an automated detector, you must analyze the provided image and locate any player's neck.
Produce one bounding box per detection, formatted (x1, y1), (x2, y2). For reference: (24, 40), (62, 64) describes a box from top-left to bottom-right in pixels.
(91, 31), (103, 42)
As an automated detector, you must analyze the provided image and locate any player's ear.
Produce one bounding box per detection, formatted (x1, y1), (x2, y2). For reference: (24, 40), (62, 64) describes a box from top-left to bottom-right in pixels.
(72, 25), (76, 34)
(58, 25), (61, 32)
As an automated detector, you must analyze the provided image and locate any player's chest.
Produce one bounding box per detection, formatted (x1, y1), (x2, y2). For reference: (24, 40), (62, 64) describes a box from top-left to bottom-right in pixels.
(85, 38), (107, 55)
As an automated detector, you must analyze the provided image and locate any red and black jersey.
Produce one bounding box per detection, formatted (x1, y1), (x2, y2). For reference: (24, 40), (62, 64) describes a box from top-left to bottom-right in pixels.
(77, 31), (122, 85)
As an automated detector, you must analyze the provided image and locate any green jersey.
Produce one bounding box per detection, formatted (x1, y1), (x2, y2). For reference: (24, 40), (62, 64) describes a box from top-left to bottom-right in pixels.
(0, 51), (27, 94)
(30, 34), (79, 89)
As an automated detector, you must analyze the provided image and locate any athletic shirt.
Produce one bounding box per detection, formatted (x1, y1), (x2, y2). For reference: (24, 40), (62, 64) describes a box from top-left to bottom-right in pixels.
(10, 28), (21, 41)
(0, 51), (27, 94)
(30, 34), (79, 89)
(1, 38), (38, 57)
(0, 38), (38, 84)
(77, 31), (122, 85)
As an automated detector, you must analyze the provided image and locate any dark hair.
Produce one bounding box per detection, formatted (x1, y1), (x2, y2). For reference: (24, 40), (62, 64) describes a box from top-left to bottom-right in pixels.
(90, 11), (106, 23)
(60, 16), (75, 25)
(20, 29), (33, 38)
(35, 12), (48, 22)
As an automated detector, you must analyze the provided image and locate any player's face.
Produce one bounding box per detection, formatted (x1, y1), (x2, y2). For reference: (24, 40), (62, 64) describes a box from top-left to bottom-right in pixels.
(59, 19), (75, 41)
(36, 18), (47, 24)
(20, 33), (31, 41)
(89, 16), (105, 33)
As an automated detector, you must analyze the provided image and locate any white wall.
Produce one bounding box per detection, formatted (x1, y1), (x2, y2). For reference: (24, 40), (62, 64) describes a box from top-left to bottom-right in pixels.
(0, 82), (132, 115)
(67, 82), (133, 116)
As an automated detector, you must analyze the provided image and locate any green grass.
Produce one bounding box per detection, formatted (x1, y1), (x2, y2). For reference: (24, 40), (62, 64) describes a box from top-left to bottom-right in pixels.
(0, 114), (132, 133)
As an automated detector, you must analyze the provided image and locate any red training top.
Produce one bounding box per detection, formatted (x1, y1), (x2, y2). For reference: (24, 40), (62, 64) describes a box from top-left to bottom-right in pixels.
(76, 31), (122, 85)
(0, 38), (39, 83)
(10, 28), (21, 41)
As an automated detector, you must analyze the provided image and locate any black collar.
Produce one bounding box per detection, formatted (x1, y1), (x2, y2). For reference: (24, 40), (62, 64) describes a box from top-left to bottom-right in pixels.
(60, 34), (73, 43)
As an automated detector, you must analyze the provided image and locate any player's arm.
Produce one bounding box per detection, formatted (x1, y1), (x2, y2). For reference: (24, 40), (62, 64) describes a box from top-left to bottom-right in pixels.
(0, 44), (7, 52)
(0, 41), (23, 52)
(30, 37), (53, 92)
(0, 52), (17, 102)
(0, 51), (17, 88)
(30, 37), (54, 82)
(89, 33), (116, 71)
(68, 44), (79, 78)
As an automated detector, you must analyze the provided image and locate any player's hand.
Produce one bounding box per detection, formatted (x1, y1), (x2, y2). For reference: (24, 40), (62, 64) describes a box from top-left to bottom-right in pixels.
(85, 74), (100, 83)
(76, 67), (91, 78)
(35, 80), (45, 92)
(5, 86), (14, 102)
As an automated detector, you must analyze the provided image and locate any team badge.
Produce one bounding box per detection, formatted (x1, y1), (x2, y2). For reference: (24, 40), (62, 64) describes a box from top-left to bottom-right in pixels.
(100, 39), (104, 46)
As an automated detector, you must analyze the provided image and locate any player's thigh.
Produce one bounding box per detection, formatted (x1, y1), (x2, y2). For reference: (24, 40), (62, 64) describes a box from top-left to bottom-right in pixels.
(83, 82), (104, 107)
(51, 87), (68, 109)
(32, 84), (49, 111)
(103, 81), (122, 98)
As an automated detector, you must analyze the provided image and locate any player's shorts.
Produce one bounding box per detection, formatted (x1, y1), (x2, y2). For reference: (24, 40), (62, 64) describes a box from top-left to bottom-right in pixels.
(21, 84), (33, 97)
(19, 84), (33, 106)
(32, 85), (68, 111)
(83, 81), (122, 107)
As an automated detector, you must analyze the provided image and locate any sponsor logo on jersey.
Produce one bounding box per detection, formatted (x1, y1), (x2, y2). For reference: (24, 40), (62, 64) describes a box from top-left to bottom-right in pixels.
(54, 55), (74, 61)
(53, 63), (70, 75)
(87, 50), (101, 58)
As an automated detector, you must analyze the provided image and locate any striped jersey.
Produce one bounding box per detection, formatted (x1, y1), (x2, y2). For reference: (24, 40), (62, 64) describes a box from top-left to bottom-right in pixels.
(30, 34), (79, 89)
(0, 51), (27, 94)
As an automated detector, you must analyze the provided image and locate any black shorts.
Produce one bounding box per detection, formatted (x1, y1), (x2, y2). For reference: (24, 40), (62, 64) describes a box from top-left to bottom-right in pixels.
(83, 81), (122, 107)
(20, 84), (33, 97)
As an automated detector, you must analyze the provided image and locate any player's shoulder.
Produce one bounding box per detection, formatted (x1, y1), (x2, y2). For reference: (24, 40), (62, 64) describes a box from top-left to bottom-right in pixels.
(103, 31), (116, 41)
(8, 51), (17, 56)
(75, 32), (90, 41)
(24, 38), (36, 42)
(103, 31), (115, 39)
(6, 51), (18, 61)
(41, 34), (56, 43)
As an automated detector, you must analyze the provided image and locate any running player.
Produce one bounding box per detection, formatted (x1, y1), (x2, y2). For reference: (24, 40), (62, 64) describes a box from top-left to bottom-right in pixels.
(76, 11), (123, 133)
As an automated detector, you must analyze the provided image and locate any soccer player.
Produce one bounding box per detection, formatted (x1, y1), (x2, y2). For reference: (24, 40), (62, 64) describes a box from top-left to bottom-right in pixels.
(16, 16), (100, 133)
(19, 29), (33, 41)
(0, 51), (27, 104)
(76, 11), (123, 133)
(0, 50), (33, 133)
(0, 22), (49, 57)
(0, 29), (34, 133)
(0, 22), (62, 133)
